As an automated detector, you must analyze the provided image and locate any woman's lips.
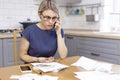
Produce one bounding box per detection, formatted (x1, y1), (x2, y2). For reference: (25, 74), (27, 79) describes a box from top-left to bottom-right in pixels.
(48, 25), (53, 27)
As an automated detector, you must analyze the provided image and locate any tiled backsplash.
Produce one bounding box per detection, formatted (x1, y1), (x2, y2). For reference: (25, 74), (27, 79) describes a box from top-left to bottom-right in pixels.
(0, 0), (39, 29)
(0, 0), (103, 30)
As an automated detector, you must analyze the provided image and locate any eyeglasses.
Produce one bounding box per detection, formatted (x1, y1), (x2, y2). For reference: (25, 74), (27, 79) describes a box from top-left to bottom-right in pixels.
(41, 15), (59, 21)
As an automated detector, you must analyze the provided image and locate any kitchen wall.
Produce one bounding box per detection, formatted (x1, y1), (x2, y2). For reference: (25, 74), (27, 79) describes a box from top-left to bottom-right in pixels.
(0, 0), (39, 29)
(0, 0), (104, 30)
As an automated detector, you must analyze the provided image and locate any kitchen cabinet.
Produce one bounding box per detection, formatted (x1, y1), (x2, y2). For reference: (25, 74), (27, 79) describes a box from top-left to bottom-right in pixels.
(0, 40), (3, 67)
(65, 34), (120, 64)
(0, 38), (23, 67)
(65, 35), (79, 57)
(76, 36), (120, 64)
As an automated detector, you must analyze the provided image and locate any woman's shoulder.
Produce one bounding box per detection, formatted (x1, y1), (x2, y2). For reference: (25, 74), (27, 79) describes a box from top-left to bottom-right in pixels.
(21, 24), (38, 38)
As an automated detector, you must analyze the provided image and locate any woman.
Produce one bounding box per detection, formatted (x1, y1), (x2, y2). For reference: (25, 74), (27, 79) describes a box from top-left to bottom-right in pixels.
(20, 0), (68, 63)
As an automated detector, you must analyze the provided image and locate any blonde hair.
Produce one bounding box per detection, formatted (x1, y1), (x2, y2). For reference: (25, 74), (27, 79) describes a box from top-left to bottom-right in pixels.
(38, 0), (59, 16)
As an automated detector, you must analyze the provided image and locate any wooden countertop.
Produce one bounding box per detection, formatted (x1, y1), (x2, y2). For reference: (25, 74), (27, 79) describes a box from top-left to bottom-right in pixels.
(64, 29), (120, 40)
(1, 29), (120, 40)
(0, 33), (21, 39)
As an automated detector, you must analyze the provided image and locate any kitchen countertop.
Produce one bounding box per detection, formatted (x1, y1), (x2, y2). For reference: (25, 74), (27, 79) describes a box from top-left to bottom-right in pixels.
(64, 29), (120, 40)
(1, 29), (120, 39)
(0, 33), (21, 39)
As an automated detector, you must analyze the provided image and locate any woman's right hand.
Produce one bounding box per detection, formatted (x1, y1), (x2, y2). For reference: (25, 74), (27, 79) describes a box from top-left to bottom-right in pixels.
(38, 57), (55, 63)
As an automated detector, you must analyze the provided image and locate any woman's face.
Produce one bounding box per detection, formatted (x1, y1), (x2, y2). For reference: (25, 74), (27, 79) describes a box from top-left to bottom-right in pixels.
(40, 9), (58, 30)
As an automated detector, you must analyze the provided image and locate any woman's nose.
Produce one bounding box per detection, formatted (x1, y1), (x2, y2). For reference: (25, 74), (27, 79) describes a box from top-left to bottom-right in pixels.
(48, 18), (54, 23)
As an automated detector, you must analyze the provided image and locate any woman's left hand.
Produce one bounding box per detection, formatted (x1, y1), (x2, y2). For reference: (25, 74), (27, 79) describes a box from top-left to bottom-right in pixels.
(45, 56), (55, 63)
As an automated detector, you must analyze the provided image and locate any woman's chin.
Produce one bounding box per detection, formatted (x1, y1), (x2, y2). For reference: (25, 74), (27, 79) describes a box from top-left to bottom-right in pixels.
(47, 27), (53, 30)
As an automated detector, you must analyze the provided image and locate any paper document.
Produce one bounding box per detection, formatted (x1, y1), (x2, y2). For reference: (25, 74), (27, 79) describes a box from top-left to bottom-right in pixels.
(74, 71), (120, 80)
(19, 74), (58, 80)
(31, 62), (68, 72)
(71, 56), (112, 71)
(10, 73), (58, 80)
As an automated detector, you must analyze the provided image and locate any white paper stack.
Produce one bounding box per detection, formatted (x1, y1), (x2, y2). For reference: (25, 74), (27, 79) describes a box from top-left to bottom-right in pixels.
(19, 73), (58, 80)
(10, 73), (58, 80)
(72, 56), (120, 80)
(31, 62), (68, 72)
(71, 56), (112, 72)
(74, 71), (120, 80)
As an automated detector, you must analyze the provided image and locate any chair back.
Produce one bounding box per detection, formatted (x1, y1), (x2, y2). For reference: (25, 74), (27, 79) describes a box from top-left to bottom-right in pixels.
(13, 30), (22, 65)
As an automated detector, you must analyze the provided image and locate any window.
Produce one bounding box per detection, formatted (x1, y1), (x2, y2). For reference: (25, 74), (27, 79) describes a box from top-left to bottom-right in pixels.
(110, 0), (120, 30)
(113, 0), (120, 12)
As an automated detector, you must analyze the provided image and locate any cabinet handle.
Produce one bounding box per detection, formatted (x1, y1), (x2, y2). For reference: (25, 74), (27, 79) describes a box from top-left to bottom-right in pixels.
(91, 53), (100, 56)
(66, 36), (74, 39)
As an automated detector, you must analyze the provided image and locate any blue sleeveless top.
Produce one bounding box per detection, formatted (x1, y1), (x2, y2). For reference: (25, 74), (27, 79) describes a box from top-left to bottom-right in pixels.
(21, 24), (64, 57)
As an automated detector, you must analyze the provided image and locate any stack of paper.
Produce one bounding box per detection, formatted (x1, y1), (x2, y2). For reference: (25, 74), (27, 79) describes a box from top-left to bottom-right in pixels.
(74, 71), (120, 80)
(19, 73), (58, 80)
(10, 73), (58, 80)
(71, 56), (112, 72)
(71, 56), (119, 80)
(31, 62), (68, 72)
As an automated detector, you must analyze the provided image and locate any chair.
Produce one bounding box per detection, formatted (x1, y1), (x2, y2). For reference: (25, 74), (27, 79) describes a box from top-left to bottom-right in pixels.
(13, 30), (22, 65)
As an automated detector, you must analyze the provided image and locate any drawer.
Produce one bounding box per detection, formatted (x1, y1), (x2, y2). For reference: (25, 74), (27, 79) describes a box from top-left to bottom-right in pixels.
(78, 44), (119, 55)
(78, 49), (120, 64)
(76, 37), (120, 55)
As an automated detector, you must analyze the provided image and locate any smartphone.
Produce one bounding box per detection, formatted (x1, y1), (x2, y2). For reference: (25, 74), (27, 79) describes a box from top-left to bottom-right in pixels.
(19, 65), (32, 73)
(53, 22), (56, 29)
(53, 17), (60, 30)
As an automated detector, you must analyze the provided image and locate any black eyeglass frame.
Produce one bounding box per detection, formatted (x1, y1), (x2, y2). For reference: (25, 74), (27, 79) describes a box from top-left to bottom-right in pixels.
(41, 14), (59, 21)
